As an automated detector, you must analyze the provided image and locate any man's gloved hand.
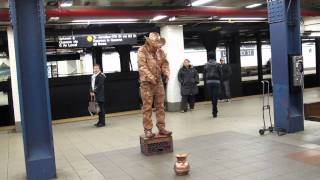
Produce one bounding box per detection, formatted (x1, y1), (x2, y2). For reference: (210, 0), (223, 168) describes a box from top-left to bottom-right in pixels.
(150, 79), (157, 85)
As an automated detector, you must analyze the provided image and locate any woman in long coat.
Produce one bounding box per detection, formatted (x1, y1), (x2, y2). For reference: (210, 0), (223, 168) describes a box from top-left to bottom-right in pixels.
(178, 59), (199, 112)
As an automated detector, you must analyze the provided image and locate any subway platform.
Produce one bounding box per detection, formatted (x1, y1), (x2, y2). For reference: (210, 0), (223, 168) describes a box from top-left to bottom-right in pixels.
(0, 88), (320, 180)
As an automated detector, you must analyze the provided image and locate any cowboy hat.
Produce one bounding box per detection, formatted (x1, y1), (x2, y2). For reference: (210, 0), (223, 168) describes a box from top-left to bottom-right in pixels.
(145, 32), (166, 46)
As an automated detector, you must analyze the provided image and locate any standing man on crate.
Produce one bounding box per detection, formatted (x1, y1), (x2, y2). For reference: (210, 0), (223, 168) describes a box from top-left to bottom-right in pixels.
(138, 32), (172, 139)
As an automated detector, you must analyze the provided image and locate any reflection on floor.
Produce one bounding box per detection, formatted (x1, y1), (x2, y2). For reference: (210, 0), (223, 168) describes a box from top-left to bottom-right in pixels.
(0, 88), (320, 180)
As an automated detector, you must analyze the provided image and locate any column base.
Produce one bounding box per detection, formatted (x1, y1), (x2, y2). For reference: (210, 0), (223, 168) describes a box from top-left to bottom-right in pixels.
(166, 102), (181, 112)
(15, 121), (22, 133)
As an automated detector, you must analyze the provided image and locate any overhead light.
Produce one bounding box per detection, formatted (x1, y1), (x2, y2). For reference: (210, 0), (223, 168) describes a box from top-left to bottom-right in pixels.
(219, 17), (266, 21)
(309, 32), (320, 37)
(49, 17), (60, 21)
(151, 15), (167, 21)
(217, 20), (266, 23)
(208, 16), (218, 20)
(60, 1), (73, 7)
(245, 3), (263, 8)
(169, 17), (176, 21)
(72, 19), (139, 24)
(192, 0), (215, 6)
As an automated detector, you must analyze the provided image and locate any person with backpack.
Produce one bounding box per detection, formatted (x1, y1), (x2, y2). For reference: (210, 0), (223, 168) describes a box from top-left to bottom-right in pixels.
(204, 52), (222, 118)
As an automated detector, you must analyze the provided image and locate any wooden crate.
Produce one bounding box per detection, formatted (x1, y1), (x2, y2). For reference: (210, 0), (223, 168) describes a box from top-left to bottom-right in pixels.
(140, 134), (173, 156)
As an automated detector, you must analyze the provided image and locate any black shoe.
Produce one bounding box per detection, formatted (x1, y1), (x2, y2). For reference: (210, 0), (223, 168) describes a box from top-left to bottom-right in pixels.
(95, 122), (105, 127)
(213, 114), (217, 118)
(97, 123), (105, 127)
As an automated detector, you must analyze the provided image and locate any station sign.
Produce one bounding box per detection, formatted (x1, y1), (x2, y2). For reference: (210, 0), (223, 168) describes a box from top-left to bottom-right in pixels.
(58, 33), (137, 48)
(0, 52), (7, 58)
(221, 49), (255, 57)
(240, 49), (255, 56)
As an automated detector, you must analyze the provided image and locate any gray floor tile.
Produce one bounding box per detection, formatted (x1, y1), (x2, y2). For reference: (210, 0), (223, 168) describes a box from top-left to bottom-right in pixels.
(3, 88), (320, 180)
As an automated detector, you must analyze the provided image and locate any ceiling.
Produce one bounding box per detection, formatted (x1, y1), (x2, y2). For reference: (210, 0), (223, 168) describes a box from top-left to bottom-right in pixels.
(0, 0), (272, 31)
(0, 0), (318, 9)
(0, 0), (319, 50)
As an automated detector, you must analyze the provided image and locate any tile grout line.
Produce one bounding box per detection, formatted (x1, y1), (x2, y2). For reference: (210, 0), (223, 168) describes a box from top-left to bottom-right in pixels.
(65, 129), (107, 180)
(54, 133), (82, 180)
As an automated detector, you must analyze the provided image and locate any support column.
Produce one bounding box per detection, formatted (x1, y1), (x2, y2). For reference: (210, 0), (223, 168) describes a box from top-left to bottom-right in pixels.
(7, 26), (21, 131)
(200, 32), (220, 61)
(227, 33), (242, 97)
(267, 0), (304, 133)
(256, 34), (263, 83)
(316, 38), (320, 85)
(9, 0), (56, 179)
(161, 25), (184, 112)
(115, 45), (132, 72)
(92, 47), (103, 71)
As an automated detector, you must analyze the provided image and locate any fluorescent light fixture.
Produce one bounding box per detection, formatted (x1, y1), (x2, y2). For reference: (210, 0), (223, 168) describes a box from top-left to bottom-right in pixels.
(309, 32), (320, 36)
(49, 17), (60, 21)
(192, 0), (214, 6)
(60, 2), (73, 7)
(208, 16), (218, 20)
(152, 15), (167, 21)
(72, 19), (139, 23)
(245, 3), (262, 8)
(169, 16), (176, 21)
(219, 17), (266, 21)
(217, 20), (266, 23)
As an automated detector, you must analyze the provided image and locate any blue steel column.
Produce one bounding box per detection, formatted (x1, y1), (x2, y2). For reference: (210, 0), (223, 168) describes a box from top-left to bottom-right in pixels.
(8, 0), (56, 179)
(267, 0), (304, 133)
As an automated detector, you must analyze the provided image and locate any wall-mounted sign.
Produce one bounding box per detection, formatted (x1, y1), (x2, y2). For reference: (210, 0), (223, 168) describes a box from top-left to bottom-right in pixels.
(221, 49), (255, 57)
(221, 50), (227, 57)
(0, 52), (8, 58)
(240, 49), (255, 56)
(58, 33), (137, 48)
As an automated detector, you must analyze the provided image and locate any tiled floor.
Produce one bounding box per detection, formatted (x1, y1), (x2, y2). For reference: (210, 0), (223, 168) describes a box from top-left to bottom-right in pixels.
(86, 131), (320, 180)
(1, 88), (320, 180)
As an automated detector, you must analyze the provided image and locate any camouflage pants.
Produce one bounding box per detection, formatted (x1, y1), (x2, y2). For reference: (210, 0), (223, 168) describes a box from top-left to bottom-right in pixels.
(140, 82), (166, 131)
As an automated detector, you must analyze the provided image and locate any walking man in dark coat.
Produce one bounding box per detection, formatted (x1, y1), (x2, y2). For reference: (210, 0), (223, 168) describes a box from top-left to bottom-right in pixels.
(90, 64), (106, 127)
(178, 59), (199, 112)
(204, 52), (222, 118)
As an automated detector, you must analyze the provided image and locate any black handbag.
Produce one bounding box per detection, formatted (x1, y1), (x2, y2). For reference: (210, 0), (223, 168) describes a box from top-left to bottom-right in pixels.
(88, 96), (101, 116)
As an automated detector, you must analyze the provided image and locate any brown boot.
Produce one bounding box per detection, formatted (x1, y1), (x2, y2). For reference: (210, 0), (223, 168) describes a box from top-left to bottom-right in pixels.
(144, 129), (155, 139)
(158, 127), (172, 136)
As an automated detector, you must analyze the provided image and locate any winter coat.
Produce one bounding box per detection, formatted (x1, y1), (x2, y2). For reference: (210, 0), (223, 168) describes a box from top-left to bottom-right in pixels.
(137, 44), (170, 84)
(90, 73), (106, 102)
(204, 60), (221, 84)
(220, 64), (232, 81)
(178, 66), (199, 96)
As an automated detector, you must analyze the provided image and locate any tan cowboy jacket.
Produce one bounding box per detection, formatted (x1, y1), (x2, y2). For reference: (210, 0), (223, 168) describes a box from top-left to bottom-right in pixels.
(137, 44), (170, 84)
